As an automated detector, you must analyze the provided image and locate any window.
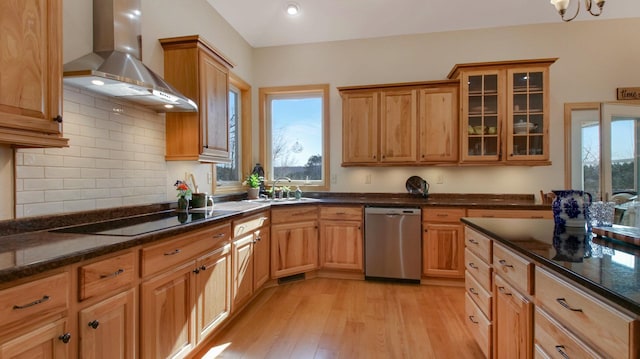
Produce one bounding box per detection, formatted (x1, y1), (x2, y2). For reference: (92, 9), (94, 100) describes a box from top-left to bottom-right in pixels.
(259, 84), (330, 190)
(215, 73), (252, 193)
(568, 103), (640, 200)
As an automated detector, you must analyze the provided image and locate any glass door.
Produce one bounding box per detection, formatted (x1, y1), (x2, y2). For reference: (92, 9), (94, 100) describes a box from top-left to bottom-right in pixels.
(463, 71), (500, 161)
(507, 68), (547, 160)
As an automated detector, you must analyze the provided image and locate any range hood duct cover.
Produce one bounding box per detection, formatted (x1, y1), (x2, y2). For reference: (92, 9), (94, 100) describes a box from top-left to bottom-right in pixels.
(63, 0), (197, 112)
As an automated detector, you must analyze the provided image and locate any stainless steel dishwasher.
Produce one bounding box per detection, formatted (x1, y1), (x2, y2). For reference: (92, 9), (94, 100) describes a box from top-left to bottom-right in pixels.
(364, 207), (422, 282)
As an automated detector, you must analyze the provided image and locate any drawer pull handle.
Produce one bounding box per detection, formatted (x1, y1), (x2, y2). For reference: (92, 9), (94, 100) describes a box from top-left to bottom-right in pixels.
(88, 320), (100, 329)
(468, 239), (479, 245)
(213, 233), (226, 238)
(436, 213), (449, 217)
(482, 215), (495, 218)
(58, 332), (72, 344)
(100, 268), (124, 279)
(497, 286), (512, 296)
(498, 259), (513, 268)
(468, 315), (478, 324)
(468, 262), (478, 269)
(336, 212), (346, 215)
(555, 345), (570, 359)
(556, 298), (583, 312)
(13, 295), (50, 310)
(164, 249), (181, 256)
(469, 287), (478, 296)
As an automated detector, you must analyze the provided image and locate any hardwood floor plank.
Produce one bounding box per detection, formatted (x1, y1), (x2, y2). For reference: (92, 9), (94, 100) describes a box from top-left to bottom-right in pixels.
(200, 278), (484, 359)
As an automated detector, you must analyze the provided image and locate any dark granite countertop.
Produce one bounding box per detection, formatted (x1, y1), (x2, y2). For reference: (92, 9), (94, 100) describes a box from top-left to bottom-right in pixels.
(0, 193), (548, 284)
(461, 217), (640, 315)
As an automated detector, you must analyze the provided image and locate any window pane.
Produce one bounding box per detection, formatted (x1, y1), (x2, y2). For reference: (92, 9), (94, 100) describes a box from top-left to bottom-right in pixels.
(270, 96), (323, 181)
(581, 123), (600, 198)
(610, 117), (637, 194)
(216, 88), (240, 184)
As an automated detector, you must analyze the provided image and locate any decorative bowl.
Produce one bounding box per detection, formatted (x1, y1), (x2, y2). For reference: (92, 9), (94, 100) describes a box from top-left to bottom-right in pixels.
(513, 122), (535, 134)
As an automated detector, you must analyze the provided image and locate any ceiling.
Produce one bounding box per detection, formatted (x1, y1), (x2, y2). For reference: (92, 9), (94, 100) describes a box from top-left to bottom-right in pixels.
(207, 0), (640, 48)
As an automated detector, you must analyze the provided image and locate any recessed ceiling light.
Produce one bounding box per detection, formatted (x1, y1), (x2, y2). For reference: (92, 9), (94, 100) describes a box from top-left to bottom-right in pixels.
(286, 2), (300, 16)
(91, 79), (105, 86)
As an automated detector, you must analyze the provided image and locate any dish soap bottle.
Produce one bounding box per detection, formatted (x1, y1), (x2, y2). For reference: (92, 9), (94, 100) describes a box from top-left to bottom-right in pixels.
(295, 186), (302, 200)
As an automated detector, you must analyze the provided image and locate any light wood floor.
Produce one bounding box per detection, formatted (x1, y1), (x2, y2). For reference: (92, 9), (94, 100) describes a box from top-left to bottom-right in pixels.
(196, 278), (485, 359)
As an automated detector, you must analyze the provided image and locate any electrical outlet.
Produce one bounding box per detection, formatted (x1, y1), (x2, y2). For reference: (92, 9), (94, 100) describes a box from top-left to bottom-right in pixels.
(207, 172), (212, 184)
(437, 174), (444, 184)
(331, 174), (337, 184)
(365, 174), (372, 184)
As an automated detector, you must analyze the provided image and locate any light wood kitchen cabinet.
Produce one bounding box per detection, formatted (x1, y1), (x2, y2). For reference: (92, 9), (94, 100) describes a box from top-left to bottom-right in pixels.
(195, 243), (231, 342)
(341, 91), (379, 164)
(78, 289), (135, 359)
(379, 89), (417, 162)
(76, 250), (137, 359)
(448, 59), (556, 165)
(319, 206), (363, 272)
(339, 80), (459, 166)
(464, 227), (494, 358)
(271, 205), (319, 278)
(534, 307), (603, 359)
(535, 267), (639, 359)
(0, 0), (68, 147)
(160, 35), (235, 162)
(0, 317), (70, 358)
(232, 211), (270, 310)
(140, 222), (231, 359)
(422, 208), (466, 278)
(0, 271), (71, 357)
(418, 85), (459, 163)
(493, 274), (533, 359)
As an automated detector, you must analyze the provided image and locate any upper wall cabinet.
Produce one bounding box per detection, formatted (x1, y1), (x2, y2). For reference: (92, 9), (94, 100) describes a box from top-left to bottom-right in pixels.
(0, 0), (68, 147)
(339, 80), (459, 166)
(448, 58), (557, 165)
(160, 35), (235, 162)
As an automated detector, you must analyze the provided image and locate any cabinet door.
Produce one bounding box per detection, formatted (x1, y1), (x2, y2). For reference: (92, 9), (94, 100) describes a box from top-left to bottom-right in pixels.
(79, 289), (136, 359)
(141, 262), (195, 359)
(506, 67), (549, 161)
(380, 89), (417, 162)
(199, 52), (230, 162)
(461, 70), (503, 162)
(418, 86), (459, 162)
(232, 234), (254, 310)
(319, 220), (363, 271)
(494, 275), (533, 359)
(423, 223), (464, 278)
(0, 0), (66, 147)
(195, 244), (231, 342)
(0, 317), (69, 358)
(253, 228), (271, 289)
(271, 221), (319, 278)
(342, 92), (379, 164)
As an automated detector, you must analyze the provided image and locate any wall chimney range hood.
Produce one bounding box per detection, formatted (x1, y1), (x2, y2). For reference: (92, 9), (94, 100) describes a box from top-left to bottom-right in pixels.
(63, 0), (197, 112)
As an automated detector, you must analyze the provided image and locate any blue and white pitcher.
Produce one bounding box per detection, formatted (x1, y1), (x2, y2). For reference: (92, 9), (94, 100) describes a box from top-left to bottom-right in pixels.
(552, 190), (593, 228)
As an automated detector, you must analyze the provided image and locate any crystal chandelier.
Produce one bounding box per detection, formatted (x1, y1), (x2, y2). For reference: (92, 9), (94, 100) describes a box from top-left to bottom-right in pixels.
(550, 0), (605, 22)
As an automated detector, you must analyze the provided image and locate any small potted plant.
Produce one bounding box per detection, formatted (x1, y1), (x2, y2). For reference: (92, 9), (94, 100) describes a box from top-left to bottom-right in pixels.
(245, 173), (261, 199)
(174, 180), (192, 210)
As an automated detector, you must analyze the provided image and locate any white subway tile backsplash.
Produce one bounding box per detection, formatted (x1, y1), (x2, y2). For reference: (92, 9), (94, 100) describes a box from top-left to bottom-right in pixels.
(15, 88), (175, 218)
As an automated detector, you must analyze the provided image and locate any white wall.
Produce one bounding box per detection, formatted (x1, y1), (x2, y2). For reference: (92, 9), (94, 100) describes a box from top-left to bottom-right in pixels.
(252, 18), (640, 195)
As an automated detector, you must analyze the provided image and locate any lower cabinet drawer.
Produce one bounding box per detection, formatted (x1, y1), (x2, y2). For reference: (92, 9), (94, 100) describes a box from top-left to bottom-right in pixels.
(535, 267), (636, 359)
(79, 252), (135, 300)
(465, 248), (492, 291)
(464, 227), (492, 264)
(465, 271), (492, 319)
(465, 293), (492, 358)
(493, 242), (533, 295)
(0, 272), (69, 327)
(534, 308), (603, 359)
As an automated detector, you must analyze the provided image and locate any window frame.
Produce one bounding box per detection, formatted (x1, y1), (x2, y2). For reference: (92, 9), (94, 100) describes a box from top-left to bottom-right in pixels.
(258, 84), (330, 191)
(214, 72), (252, 194)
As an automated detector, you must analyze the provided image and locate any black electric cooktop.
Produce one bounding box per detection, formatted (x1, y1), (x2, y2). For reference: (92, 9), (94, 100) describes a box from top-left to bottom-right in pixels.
(52, 209), (237, 237)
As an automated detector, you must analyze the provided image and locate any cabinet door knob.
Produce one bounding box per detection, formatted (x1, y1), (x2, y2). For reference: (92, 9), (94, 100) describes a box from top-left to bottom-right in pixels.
(88, 320), (100, 329)
(58, 332), (72, 344)
(53, 115), (63, 123)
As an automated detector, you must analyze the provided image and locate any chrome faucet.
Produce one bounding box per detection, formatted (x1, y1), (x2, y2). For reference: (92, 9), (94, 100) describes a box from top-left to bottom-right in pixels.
(272, 177), (292, 199)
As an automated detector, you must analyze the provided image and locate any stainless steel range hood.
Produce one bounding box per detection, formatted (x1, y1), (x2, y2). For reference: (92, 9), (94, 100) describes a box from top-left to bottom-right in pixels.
(63, 0), (197, 112)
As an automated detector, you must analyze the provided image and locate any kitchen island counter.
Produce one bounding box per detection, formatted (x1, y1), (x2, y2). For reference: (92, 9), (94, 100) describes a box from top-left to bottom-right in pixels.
(462, 217), (640, 315)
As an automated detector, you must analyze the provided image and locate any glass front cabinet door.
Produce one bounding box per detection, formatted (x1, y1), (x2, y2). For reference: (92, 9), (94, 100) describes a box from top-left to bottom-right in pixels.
(450, 59), (556, 165)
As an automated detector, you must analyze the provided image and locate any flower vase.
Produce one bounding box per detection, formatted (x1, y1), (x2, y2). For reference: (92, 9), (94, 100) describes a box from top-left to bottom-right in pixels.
(177, 197), (189, 211)
(247, 187), (259, 200)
